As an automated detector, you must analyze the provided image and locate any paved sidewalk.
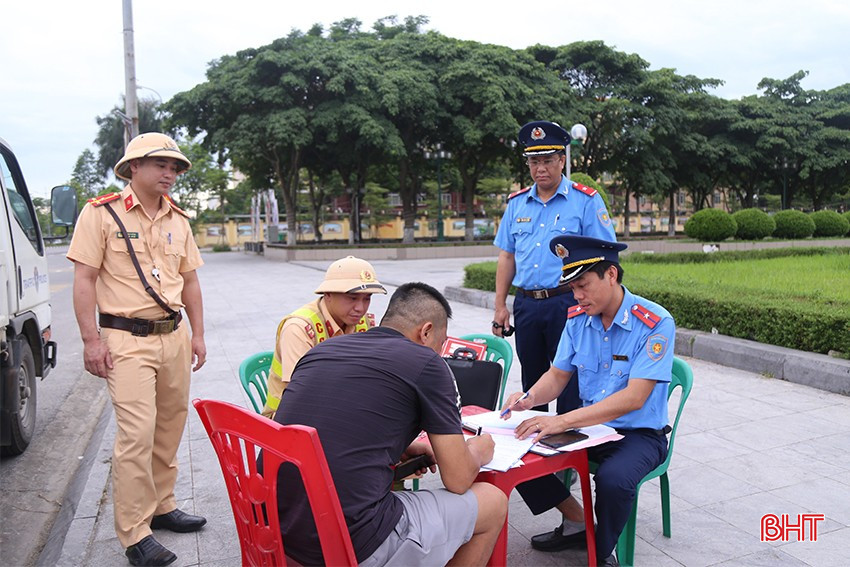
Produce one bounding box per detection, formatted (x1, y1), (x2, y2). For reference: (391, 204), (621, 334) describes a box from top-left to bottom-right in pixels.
(57, 252), (850, 567)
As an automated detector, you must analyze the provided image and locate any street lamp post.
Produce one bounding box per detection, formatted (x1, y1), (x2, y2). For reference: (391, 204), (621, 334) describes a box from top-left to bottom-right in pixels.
(425, 144), (451, 241)
(566, 124), (588, 180)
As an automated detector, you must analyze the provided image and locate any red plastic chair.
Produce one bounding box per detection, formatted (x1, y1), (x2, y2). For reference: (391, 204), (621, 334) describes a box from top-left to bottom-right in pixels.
(193, 399), (357, 566)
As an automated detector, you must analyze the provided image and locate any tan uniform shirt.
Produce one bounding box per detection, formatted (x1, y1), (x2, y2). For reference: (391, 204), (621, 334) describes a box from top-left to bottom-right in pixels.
(67, 186), (203, 319)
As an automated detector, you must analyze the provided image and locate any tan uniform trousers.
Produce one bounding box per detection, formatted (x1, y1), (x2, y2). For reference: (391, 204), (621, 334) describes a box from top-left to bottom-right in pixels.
(102, 323), (192, 548)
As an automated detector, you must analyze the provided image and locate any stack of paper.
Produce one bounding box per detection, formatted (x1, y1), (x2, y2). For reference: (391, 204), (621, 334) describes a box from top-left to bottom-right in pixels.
(463, 410), (554, 471)
(462, 411), (624, 464)
(462, 410), (555, 436)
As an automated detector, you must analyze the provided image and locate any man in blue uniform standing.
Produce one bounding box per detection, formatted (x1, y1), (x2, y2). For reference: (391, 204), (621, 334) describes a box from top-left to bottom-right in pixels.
(492, 121), (616, 414)
(503, 236), (675, 566)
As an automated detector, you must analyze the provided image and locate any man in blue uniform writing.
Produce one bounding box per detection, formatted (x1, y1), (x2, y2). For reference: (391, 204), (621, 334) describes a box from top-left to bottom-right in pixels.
(492, 121), (616, 416)
(502, 236), (675, 566)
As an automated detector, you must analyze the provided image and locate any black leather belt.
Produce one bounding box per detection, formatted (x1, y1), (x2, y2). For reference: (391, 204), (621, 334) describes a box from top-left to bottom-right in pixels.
(99, 312), (183, 337)
(515, 285), (572, 300)
(616, 426), (671, 436)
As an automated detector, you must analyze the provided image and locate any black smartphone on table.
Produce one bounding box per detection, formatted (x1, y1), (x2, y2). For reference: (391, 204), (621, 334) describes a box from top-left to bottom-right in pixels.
(539, 430), (589, 449)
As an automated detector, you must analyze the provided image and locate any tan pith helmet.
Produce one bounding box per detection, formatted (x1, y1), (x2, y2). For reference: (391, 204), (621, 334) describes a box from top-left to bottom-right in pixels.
(314, 256), (387, 294)
(114, 132), (192, 181)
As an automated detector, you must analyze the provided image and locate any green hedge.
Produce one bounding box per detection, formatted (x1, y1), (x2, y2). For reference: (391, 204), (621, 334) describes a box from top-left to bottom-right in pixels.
(810, 210), (850, 237)
(464, 261), (500, 292)
(844, 211), (850, 234)
(773, 210), (815, 238)
(732, 208), (776, 240)
(684, 208), (737, 242)
(624, 279), (850, 355)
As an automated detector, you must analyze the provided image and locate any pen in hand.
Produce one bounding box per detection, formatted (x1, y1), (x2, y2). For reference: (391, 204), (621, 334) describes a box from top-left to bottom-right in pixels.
(500, 391), (530, 417)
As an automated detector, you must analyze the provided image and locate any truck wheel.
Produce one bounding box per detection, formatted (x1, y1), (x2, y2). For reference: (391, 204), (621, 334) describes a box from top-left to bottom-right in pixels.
(2, 342), (36, 456)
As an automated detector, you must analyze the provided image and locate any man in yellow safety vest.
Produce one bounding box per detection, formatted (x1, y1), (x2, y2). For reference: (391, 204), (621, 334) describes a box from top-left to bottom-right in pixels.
(261, 256), (386, 418)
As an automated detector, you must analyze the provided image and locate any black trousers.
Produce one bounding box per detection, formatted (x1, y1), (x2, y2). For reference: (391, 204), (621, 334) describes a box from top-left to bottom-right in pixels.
(516, 429), (669, 558)
(512, 292), (581, 414)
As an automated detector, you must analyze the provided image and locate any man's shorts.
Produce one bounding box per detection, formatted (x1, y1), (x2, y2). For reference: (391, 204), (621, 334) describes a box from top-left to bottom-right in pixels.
(360, 488), (478, 567)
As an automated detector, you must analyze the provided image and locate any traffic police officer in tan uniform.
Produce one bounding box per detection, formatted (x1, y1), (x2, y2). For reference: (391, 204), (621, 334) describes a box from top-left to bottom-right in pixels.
(262, 256), (386, 418)
(68, 133), (207, 567)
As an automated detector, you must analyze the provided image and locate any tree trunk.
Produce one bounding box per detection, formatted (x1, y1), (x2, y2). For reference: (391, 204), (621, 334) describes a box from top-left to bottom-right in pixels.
(398, 158), (417, 244)
(464, 183), (476, 242)
(668, 190), (676, 237)
(623, 186), (631, 238)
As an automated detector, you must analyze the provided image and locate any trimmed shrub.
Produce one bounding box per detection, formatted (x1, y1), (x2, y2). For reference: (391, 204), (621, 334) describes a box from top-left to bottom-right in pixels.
(773, 210), (815, 239)
(843, 211), (850, 235)
(570, 172), (611, 214)
(625, 280), (850, 356)
(464, 261), (498, 292)
(212, 243), (232, 252)
(810, 210), (850, 237)
(683, 208), (737, 242)
(732, 208), (776, 240)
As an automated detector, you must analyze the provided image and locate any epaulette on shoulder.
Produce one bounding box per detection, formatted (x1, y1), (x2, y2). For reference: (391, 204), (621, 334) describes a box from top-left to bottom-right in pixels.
(164, 194), (190, 218)
(632, 304), (661, 329)
(507, 186), (531, 201)
(87, 193), (121, 207)
(571, 182), (598, 197)
(567, 304), (587, 319)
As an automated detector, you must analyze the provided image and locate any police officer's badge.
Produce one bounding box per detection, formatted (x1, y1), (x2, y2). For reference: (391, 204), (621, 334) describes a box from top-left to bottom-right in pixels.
(646, 334), (668, 361)
(531, 127), (545, 140)
(360, 270), (375, 283)
(554, 244), (569, 259)
(597, 207), (612, 227)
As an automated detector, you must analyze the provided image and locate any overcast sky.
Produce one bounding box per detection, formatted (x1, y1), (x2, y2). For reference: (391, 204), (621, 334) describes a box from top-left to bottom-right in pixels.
(3, 0), (848, 199)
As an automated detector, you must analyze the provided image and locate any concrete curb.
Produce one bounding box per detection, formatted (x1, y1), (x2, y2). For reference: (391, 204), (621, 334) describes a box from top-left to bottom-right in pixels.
(444, 286), (850, 397)
(38, 393), (113, 567)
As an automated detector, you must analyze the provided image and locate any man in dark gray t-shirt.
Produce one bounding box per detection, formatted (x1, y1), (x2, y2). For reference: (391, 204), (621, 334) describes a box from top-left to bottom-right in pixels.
(276, 282), (507, 566)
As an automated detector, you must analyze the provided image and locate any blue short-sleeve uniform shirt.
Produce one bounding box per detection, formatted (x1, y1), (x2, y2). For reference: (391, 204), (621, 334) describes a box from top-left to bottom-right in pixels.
(494, 176), (616, 290)
(553, 286), (674, 430)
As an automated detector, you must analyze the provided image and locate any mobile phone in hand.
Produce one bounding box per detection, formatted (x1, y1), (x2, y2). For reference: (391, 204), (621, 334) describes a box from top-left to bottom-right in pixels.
(539, 430), (589, 449)
(393, 454), (434, 481)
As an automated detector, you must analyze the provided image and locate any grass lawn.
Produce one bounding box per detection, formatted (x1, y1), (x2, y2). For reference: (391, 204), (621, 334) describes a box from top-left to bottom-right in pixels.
(622, 254), (850, 308)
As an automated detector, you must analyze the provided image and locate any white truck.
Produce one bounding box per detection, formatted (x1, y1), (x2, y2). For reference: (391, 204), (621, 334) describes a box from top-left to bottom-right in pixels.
(1, 137), (75, 455)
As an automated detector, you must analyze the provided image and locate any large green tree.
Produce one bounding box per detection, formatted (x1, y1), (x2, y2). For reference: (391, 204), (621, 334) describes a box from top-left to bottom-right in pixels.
(529, 40), (650, 180)
(437, 39), (563, 240)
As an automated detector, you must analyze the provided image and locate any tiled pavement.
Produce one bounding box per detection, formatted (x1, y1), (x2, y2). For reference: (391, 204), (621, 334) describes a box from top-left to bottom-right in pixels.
(58, 251), (850, 566)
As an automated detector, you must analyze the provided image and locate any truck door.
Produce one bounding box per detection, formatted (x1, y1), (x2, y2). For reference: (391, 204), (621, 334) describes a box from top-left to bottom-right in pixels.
(0, 144), (50, 327)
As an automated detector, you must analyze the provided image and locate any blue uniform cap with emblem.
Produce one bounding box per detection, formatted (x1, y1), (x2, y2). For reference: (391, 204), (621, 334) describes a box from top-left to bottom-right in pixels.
(549, 235), (628, 284)
(518, 120), (571, 157)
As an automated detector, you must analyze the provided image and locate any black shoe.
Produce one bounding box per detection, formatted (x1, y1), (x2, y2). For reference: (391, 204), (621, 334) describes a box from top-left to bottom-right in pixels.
(125, 535), (176, 566)
(530, 523), (588, 552)
(150, 509), (207, 533)
(598, 553), (620, 566)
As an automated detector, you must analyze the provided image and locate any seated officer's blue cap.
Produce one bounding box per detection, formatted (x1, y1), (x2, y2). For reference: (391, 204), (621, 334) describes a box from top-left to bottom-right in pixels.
(550, 235), (628, 284)
(518, 121), (571, 157)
